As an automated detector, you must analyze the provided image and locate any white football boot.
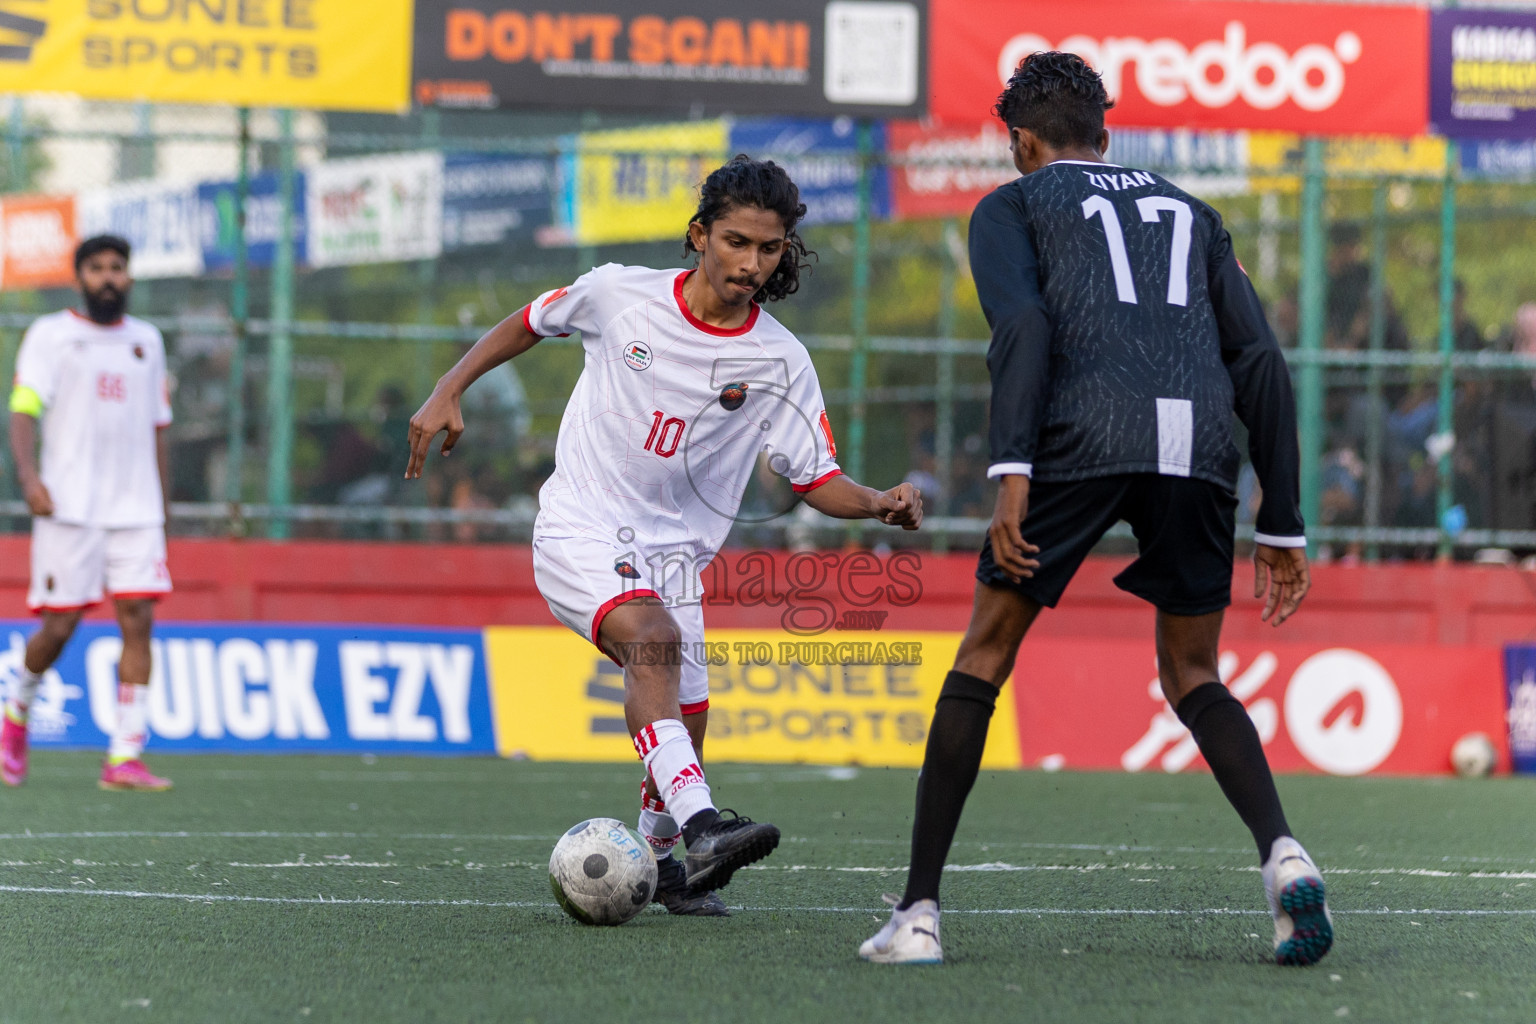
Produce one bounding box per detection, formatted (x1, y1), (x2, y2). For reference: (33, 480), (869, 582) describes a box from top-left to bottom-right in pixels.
(859, 895), (943, 965)
(1262, 836), (1334, 966)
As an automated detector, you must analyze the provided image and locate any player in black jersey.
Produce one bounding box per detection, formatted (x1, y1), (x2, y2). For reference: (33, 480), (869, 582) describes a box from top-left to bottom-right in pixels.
(861, 52), (1331, 968)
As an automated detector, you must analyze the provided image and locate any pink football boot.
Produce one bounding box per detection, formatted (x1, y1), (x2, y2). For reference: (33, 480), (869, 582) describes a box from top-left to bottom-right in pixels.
(99, 758), (173, 792)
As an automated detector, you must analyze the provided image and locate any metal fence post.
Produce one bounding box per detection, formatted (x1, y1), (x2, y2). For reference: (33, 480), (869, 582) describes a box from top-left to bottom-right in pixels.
(1436, 141), (1459, 559)
(1364, 179), (1388, 561)
(226, 107), (251, 522)
(1297, 138), (1327, 550)
(934, 221), (960, 554)
(846, 120), (872, 494)
(265, 108), (297, 539)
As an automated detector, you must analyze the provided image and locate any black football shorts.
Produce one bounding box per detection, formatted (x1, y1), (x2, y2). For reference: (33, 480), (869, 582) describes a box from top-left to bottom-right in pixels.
(976, 473), (1238, 616)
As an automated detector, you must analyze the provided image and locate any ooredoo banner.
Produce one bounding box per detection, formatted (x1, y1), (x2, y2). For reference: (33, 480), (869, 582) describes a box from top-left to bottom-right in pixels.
(930, 0), (1429, 137)
(0, 622), (496, 755)
(1015, 640), (1507, 776)
(412, 0), (927, 117)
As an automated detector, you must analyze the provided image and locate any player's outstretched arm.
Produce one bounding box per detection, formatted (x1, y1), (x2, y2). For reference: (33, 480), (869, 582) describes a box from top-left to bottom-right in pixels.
(1254, 544), (1309, 626)
(405, 309), (542, 479)
(801, 476), (923, 530)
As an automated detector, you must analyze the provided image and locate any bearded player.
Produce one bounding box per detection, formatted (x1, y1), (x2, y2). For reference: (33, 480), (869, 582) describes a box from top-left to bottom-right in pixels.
(3, 235), (175, 791)
(407, 156), (923, 915)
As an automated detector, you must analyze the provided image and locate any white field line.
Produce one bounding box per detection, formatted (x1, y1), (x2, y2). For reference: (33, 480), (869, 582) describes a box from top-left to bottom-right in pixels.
(5, 831), (1536, 868)
(5, 853), (1535, 881)
(0, 884), (1533, 917)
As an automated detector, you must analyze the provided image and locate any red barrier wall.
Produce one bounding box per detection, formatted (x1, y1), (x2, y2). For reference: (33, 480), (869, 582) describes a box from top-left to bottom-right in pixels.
(0, 537), (1528, 648)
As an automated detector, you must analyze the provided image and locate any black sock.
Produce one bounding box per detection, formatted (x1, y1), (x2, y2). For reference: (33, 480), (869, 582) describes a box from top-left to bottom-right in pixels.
(899, 670), (998, 909)
(680, 808), (720, 847)
(1176, 681), (1291, 861)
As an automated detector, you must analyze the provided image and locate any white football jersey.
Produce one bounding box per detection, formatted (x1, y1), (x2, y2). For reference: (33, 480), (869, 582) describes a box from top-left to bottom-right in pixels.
(14, 310), (173, 529)
(524, 264), (841, 587)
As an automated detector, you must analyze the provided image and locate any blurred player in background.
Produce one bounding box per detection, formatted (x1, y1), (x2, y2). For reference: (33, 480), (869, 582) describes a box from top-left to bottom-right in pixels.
(3, 235), (175, 792)
(408, 156), (923, 915)
(861, 53), (1329, 966)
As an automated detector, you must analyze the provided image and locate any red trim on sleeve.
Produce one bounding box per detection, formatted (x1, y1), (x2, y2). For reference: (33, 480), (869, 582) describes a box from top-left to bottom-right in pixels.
(674, 271), (759, 337)
(590, 589), (662, 665)
(519, 303), (543, 337)
(792, 468), (844, 494)
(521, 301), (569, 339)
(680, 699), (710, 715)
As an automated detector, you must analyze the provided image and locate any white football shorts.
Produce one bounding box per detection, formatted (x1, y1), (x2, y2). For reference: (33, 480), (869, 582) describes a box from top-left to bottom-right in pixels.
(531, 529), (710, 713)
(28, 519), (172, 613)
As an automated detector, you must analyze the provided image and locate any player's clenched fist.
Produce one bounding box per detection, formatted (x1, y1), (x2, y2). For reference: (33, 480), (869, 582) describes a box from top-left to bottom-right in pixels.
(876, 482), (923, 530)
(22, 480), (52, 518)
(404, 386), (465, 480)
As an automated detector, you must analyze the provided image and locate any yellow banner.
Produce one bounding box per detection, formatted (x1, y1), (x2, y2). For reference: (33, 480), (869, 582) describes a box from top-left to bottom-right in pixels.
(0, 0), (411, 112)
(486, 626), (1021, 770)
(573, 120), (728, 245)
(1248, 132), (1450, 191)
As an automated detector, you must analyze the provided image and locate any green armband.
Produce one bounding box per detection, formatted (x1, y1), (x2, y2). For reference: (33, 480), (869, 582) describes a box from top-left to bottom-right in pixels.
(8, 385), (42, 418)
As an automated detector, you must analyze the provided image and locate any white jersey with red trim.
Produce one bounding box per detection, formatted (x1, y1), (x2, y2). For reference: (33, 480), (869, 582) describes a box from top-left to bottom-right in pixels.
(14, 311), (172, 529)
(524, 264), (841, 592)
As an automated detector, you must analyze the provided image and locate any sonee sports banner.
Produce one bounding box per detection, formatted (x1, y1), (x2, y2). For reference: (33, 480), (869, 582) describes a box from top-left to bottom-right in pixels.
(412, 0), (927, 117)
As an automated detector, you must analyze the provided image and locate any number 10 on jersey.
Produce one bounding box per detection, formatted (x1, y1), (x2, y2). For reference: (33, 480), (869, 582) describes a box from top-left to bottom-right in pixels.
(644, 410), (685, 458)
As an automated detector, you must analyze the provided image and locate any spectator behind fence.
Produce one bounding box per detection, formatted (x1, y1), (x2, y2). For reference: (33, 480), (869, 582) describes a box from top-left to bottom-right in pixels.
(1325, 223), (1408, 353)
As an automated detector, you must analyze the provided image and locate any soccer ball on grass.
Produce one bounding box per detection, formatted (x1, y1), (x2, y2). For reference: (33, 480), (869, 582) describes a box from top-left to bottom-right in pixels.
(1450, 732), (1498, 778)
(549, 817), (658, 925)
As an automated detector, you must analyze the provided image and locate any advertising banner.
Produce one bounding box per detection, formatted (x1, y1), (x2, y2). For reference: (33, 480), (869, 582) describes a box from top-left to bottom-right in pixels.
(1014, 640), (1507, 776)
(570, 120), (727, 245)
(929, 0), (1429, 136)
(485, 626), (1021, 769)
(0, 0), (412, 112)
(0, 621), (496, 755)
(197, 173), (309, 273)
(305, 152), (445, 268)
(1431, 9), (1536, 140)
(887, 121), (1249, 220)
(75, 181), (203, 280)
(0, 195), (77, 291)
(442, 152), (555, 251)
(1247, 132), (1449, 191)
(728, 118), (890, 226)
(1506, 645), (1536, 774)
(413, 0), (927, 118)
(1460, 139), (1536, 177)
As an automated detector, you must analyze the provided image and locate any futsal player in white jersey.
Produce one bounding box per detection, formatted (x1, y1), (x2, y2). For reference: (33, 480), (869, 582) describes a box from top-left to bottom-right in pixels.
(407, 157), (923, 914)
(1, 235), (174, 791)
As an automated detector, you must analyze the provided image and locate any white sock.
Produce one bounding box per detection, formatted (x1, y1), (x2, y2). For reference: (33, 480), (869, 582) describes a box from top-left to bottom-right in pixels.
(632, 719), (714, 827)
(6, 667), (42, 722)
(108, 683), (149, 763)
(638, 781), (681, 856)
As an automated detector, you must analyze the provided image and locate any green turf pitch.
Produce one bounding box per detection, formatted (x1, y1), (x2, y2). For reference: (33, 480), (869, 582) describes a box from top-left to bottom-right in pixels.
(0, 754), (1533, 1023)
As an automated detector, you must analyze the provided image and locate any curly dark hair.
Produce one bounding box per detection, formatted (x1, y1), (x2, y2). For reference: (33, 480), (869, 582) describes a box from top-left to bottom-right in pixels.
(683, 155), (815, 303)
(994, 51), (1114, 151)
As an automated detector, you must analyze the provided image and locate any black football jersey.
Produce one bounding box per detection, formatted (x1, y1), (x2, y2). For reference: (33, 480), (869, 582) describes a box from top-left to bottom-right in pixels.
(970, 159), (1305, 542)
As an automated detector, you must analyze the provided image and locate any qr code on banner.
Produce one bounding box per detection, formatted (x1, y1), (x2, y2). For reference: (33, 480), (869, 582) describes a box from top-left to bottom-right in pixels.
(823, 1), (920, 106)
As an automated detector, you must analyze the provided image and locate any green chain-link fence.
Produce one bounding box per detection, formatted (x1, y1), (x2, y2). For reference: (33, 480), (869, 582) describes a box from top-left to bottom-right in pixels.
(2, 98), (1535, 559)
